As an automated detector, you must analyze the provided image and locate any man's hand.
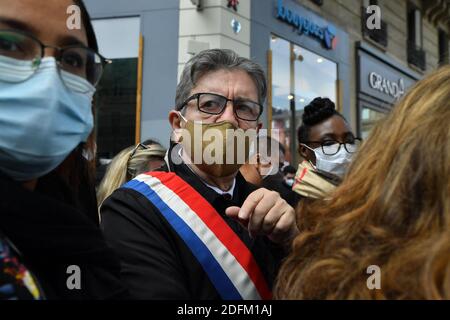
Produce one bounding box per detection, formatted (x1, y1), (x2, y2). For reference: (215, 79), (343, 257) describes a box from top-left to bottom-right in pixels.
(225, 188), (299, 245)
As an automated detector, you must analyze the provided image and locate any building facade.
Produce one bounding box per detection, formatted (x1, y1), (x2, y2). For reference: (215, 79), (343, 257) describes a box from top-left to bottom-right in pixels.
(85, 0), (450, 164)
(84, 0), (179, 160)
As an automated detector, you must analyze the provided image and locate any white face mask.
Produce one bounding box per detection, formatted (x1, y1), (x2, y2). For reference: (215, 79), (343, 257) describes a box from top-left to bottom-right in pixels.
(303, 144), (353, 178)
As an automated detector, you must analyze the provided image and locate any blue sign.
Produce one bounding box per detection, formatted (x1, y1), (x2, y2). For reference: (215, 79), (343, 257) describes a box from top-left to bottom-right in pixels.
(276, 0), (337, 50)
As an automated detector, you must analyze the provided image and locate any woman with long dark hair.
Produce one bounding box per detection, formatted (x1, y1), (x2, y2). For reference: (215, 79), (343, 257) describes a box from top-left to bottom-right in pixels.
(0, 0), (128, 299)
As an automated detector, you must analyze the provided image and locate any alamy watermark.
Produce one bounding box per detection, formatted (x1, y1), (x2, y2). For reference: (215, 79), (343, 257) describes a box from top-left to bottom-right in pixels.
(366, 5), (382, 30)
(66, 265), (81, 290)
(66, 4), (383, 31)
(66, 5), (81, 30)
(366, 265), (381, 290)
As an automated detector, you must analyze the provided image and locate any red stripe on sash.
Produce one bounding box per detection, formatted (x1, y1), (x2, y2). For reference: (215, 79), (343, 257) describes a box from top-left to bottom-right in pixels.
(146, 171), (272, 300)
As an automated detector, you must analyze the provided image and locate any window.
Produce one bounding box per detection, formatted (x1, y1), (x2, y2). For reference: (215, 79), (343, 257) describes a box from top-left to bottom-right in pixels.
(409, 7), (422, 48)
(91, 17), (141, 162)
(407, 4), (426, 70)
(270, 35), (338, 164)
(363, 0), (378, 7)
(360, 106), (385, 139)
(438, 29), (449, 66)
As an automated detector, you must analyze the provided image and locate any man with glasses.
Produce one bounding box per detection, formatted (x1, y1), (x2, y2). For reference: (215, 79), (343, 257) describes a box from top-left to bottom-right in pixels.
(101, 49), (299, 299)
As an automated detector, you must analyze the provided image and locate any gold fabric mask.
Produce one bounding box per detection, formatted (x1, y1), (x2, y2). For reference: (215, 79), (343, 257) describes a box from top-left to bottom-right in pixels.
(179, 115), (253, 177)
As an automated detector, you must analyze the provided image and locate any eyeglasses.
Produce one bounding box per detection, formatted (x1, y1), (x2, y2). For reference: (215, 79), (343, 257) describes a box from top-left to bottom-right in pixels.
(177, 92), (263, 121)
(303, 138), (362, 156)
(0, 29), (111, 92)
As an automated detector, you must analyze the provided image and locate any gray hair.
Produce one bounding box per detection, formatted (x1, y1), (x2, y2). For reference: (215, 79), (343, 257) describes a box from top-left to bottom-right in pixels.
(175, 49), (267, 110)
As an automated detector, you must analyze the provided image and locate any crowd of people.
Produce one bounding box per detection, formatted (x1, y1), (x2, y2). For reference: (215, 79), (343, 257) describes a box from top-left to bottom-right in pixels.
(0, 0), (448, 300)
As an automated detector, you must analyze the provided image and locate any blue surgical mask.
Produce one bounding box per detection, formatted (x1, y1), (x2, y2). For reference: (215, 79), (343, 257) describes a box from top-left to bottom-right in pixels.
(0, 56), (95, 181)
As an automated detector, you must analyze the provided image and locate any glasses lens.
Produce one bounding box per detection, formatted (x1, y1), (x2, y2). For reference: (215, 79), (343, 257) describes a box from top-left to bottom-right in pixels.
(0, 31), (41, 61)
(235, 100), (262, 121)
(60, 47), (103, 87)
(345, 139), (362, 153)
(322, 142), (340, 155)
(198, 94), (226, 114)
(0, 31), (41, 82)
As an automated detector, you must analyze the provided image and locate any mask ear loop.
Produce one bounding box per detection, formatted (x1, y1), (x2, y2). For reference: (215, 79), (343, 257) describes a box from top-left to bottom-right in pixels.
(300, 143), (319, 171)
(178, 110), (207, 126)
(170, 111), (187, 144)
(178, 111), (188, 124)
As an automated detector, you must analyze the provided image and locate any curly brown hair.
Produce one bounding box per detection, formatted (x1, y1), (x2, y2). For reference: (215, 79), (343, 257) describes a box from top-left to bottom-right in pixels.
(274, 65), (450, 300)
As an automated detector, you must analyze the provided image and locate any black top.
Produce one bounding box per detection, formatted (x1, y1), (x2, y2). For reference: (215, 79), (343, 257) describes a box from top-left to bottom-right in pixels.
(36, 168), (99, 226)
(0, 173), (129, 300)
(100, 143), (287, 299)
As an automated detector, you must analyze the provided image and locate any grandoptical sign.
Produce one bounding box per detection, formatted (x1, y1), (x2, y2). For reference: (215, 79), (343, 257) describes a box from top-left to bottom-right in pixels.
(358, 49), (417, 104)
(368, 72), (405, 100)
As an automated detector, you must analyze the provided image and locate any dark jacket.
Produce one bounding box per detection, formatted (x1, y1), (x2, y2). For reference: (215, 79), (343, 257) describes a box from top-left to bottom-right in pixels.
(262, 172), (300, 208)
(36, 167), (99, 226)
(0, 173), (129, 300)
(100, 143), (287, 299)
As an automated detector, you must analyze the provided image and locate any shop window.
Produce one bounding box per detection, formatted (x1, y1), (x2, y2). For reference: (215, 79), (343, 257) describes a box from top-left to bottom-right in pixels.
(407, 4), (426, 70)
(91, 17), (140, 163)
(438, 29), (449, 66)
(360, 106), (386, 139)
(270, 35), (337, 164)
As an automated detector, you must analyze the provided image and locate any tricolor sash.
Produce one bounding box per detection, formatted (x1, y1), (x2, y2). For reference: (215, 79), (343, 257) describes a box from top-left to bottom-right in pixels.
(122, 171), (272, 300)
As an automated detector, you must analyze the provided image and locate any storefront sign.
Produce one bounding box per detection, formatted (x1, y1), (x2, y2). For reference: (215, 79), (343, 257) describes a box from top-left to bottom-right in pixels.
(369, 72), (405, 100)
(358, 49), (417, 105)
(275, 0), (336, 50)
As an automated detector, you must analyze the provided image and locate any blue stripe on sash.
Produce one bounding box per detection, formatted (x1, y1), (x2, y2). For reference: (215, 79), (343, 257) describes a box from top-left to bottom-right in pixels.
(123, 179), (243, 300)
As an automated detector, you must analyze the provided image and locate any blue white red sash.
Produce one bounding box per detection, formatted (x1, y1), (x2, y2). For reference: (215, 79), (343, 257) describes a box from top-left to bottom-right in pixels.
(122, 171), (272, 300)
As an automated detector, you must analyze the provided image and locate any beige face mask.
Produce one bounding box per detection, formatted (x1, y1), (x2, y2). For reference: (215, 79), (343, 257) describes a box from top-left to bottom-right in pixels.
(292, 160), (339, 199)
(178, 113), (253, 177)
